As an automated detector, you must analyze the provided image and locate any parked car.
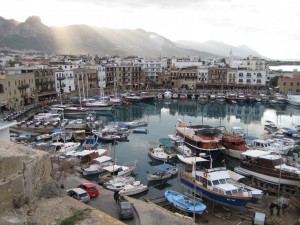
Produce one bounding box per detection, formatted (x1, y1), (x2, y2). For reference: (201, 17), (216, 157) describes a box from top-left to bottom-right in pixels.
(77, 182), (99, 198)
(66, 188), (90, 203)
(118, 201), (134, 220)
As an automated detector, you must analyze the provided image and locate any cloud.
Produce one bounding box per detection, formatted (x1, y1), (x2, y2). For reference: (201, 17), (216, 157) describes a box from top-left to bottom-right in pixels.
(59, 0), (208, 9)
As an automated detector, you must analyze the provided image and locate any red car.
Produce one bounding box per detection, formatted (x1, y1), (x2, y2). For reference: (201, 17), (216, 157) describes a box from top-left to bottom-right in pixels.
(77, 182), (99, 198)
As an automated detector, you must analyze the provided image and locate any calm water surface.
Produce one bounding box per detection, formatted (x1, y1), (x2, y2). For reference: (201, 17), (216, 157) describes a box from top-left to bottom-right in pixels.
(82, 99), (300, 199)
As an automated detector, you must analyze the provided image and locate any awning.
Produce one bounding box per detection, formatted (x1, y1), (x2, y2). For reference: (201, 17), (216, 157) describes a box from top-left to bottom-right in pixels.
(154, 163), (175, 171)
(159, 138), (175, 148)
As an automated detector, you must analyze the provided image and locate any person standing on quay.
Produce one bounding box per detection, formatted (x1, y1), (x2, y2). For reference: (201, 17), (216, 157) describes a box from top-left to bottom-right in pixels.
(114, 191), (119, 204)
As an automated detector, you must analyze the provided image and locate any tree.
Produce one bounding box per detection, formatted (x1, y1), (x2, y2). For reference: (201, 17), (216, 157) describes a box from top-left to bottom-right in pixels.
(269, 76), (281, 87)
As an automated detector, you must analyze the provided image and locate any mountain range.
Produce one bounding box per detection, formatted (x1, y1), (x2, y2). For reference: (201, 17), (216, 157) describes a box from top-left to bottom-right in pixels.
(0, 16), (262, 58)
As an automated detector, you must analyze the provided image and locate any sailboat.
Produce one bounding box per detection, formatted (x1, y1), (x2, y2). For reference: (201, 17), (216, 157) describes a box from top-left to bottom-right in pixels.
(64, 73), (89, 115)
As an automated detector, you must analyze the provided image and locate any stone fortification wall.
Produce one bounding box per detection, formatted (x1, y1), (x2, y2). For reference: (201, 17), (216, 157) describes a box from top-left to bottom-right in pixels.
(0, 141), (52, 211)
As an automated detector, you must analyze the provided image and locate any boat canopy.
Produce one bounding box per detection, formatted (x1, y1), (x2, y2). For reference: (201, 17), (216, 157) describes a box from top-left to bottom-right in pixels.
(241, 150), (271, 158)
(52, 128), (62, 133)
(154, 163), (175, 171)
(159, 138), (175, 148)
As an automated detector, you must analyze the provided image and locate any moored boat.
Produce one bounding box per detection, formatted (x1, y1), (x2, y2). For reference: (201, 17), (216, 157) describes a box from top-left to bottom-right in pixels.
(165, 190), (207, 214)
(119, 180), (148, 196)
(180, 167), (253, 208)
(176, 119), (224, 160)
(221, 131), (247, 159)
(287, 94), (300, 106)
(239, 150), (300, 188)
(147, 163), (178, 181)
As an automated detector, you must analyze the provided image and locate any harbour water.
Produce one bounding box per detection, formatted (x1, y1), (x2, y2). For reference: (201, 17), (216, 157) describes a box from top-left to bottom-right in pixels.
(78, 99), (300, 199)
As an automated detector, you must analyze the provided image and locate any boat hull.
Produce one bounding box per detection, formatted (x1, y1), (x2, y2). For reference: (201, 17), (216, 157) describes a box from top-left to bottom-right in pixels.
(223, 148), (243, 159)
(165, 190), (206, 214)
(180, 174), (251, 208)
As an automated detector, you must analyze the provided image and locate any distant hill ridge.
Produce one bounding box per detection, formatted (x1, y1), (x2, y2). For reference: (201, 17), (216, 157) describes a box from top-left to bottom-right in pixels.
(0, 16), (262, 58)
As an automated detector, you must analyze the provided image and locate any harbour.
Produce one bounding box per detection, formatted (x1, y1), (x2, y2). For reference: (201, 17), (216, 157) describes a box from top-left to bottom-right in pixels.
(5, 97), (300, 224)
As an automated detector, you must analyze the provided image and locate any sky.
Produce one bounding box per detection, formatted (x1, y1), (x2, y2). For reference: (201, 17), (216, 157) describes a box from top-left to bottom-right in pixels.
(1, 0), (300, 60)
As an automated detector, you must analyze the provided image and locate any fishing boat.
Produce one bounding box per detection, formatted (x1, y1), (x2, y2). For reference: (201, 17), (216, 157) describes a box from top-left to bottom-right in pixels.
(148, 140), (176, 162)
(164, 91), (172, 99)
(98, 160), (138, 184)
(132, 128), (148, 134)
(165, 190), (207, 214)
(147, 163), (178, 181)
(221, 131), (247, 159)
(127, 120), (148, 129)
(180, 167), (253, 208)
(176, 119), (224, 160)
(119, 180), (148, 196)
(81, 134), (99, 150)
(103, 176), (136, 191)
(239, 150), (300, 188)
(177, 154), (209, 165)
(82, 156), (114, 175)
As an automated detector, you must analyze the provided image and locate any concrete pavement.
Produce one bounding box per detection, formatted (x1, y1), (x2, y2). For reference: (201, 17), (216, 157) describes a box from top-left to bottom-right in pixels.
(63, 175), (191, 225)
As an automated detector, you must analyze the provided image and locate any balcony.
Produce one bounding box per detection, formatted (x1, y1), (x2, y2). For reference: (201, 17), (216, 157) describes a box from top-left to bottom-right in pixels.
(18, 84), (29, 89)
(57, 76), (65, 80)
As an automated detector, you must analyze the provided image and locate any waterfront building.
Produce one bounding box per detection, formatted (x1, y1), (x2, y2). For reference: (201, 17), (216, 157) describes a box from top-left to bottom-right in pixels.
(105, 66), (145, 92)
(133, 57), (164, 83)
(240, 55), (266, 71)
(197, 66), (209, 84)
(236, 70), (266, 87)
(207, 66), (227, 88)
(161, 66), (198, 89)
(73, 68), (98, 97)
(170, 57), (203, 68)
(34, 69), (57, 101)
(1, 66), (36, 109)
(278, 77), (300, 95)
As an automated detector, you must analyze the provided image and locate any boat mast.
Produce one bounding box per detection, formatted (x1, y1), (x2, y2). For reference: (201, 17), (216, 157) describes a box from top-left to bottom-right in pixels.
(77, 73), (82, 106)
(82, 73), (86, 100)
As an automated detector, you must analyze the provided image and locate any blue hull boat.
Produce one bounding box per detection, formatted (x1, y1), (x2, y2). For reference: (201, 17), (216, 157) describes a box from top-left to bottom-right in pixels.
(180, 170), (252, 208)
(165, 190), (207, 214)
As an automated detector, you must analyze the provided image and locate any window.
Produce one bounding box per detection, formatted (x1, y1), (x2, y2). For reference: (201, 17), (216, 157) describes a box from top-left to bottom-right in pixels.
(0, 84), (3, 93)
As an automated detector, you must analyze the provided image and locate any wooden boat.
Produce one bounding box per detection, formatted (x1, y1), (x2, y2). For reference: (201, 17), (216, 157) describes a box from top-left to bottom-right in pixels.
(147, 163), (178, 181)
(221, 131), (247, 159)
(180, 167), (254, 208)
(165, 190), (207, 214)
(176, 119), (224, 160)
(239, 150), (300, 188)
(82, 134), (98, 150)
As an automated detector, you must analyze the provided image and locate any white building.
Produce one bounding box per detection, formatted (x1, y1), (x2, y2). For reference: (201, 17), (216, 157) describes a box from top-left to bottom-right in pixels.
(133, 57), (163, 82)
(54, 68), (75, 94)
(236, 70), (267, 86)
(171, 57), (203, 68)
(198, 67), (209, 83)
(240, 55), (266, 71)
(96, 65), (106, 89)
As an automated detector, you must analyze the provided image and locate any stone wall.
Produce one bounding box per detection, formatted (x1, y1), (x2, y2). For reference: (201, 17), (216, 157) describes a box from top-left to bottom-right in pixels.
(0, 141), (52, 211)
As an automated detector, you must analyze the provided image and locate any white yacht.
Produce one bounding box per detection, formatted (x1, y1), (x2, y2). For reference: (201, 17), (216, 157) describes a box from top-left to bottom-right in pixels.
(287, 94), (300, 106)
